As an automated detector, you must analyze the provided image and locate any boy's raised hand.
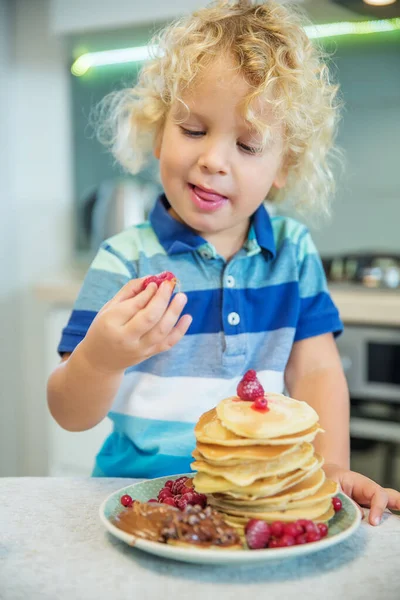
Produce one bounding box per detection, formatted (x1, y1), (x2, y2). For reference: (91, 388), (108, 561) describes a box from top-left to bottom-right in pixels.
(324, 463), (400, 525)
(79, 277), (192, 374)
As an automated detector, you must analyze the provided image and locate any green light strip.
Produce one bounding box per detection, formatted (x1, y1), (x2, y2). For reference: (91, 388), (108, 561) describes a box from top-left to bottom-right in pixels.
(71, 18), (400, 76)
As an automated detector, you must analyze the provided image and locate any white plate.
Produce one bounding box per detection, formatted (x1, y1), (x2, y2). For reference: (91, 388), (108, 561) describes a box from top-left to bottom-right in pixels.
(100, 473), (362, 565)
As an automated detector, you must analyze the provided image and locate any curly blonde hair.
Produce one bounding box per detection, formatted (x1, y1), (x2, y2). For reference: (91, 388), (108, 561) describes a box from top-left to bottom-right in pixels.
(96, 0), (342, 215)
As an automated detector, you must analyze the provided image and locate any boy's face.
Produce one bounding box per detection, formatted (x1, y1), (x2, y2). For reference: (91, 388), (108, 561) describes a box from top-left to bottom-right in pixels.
(154, 60), (286, 254)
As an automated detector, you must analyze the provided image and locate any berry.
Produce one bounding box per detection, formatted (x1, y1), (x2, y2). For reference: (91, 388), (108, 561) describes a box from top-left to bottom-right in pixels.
(296, 519), (311, 532)
(295, 533), (307, 545)
(251, 397), (269, 412)
(179, 485), (194, 496)
(283, 522), (303, 538)
(317, 523), (329, 538)
(141, 271), (177, 292)
(148, 498), (158, 503)
(164, 480), (174, 489)
(191, 492), (207, 508)
(176, 496), (189, 511)
(158, 488), (173, 502)
(303, 521), (318, 534)
(171, 476), (190, 495)
(268, 538), (280, 548)
(120, 494), (133, 507)
(332, 496), (343, 512)
(306, 530), (321, 543)
(237, 370), (265, 401)
(277, 534), (296, 547)
(270, 521), (284, 538)
(245, 519), (271, 550)
(161, 497), (176, 507)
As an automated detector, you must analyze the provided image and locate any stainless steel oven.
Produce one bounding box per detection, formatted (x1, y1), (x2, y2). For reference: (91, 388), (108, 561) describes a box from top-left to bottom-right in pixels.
(336, 325), (400, 486)
(338, 325), (400, 404)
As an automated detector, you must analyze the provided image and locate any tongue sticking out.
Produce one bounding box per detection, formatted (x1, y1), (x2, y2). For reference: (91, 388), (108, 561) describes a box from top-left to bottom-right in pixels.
(193, 185), (227, 203)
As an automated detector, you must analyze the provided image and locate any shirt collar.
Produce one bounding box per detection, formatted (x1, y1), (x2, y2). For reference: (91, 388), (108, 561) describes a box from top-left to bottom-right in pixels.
(149, 194), (276, 258)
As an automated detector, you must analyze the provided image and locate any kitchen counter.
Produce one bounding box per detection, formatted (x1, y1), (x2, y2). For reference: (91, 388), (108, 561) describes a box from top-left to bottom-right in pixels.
(35, 273), (400, 326)
(1, 477), (400, 600)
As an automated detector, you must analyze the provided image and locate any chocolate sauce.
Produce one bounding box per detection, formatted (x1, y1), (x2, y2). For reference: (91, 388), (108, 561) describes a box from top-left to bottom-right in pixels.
(112, 501), (242, 549)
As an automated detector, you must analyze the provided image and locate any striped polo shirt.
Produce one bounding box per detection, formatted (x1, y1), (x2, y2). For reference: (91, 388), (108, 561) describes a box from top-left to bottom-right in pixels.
(58, 194), (343, 478)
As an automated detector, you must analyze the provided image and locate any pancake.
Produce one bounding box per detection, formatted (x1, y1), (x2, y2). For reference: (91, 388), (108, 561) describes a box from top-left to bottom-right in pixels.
(216, 394), (319, 439)
(211, 468), (326, 507)
(219, 497), (333, 523)
(194, 440), (298, 464)
(223, 503), (335, 534)
(191, 443), (315, 487)
(191, 377), (337, 533)
(208, 478), (339, 513)
(195, 408), (323, 447)
(193, 453), (322, 497)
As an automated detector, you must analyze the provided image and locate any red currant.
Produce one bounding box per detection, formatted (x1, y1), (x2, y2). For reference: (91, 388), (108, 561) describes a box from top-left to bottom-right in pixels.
(306, 530), (321, 543)
(296, 519), (310, 531)
(283, 522), (303, 538)
(268, 538), (280, 548)
(120, 494), (133, 507)
(304, 521), (318, 534)
(148, 498), (158, 503)
(317, 523), (329, 537)
(277, 534), (296, 547)
(270, 521), (284, 538)
(332, 496), (342, 512)
(295, 533), (308, 545)
(164, 480), (174, 489)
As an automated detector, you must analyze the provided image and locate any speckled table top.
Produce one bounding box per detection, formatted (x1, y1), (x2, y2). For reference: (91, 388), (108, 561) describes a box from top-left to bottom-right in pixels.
(1, 477), (400, 600)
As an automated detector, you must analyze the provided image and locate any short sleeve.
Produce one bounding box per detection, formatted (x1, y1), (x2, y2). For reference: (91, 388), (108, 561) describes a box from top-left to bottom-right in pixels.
(57, 242), (136, 355)
(294, 229), (343, 342)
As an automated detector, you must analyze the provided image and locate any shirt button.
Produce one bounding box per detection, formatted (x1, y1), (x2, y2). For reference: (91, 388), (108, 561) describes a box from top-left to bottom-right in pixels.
(226, 275), (235, 288)
(228, 312), (240, 326)
(200, 249), (212, 259)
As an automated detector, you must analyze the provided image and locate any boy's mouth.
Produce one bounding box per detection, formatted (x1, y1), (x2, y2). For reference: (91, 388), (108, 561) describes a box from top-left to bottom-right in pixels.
(188, 183), (228, 211)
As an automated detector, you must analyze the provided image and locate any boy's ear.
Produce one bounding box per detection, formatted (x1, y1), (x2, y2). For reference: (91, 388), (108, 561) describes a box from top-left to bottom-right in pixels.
(153, 137), (161, 160)
(153, 127), (164, 160)
(273, 161), (288, 190)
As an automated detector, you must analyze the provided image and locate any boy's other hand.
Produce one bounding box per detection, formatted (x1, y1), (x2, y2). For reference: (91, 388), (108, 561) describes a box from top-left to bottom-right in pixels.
(324, 463), (400, 525)
(78, 278), (192, 374)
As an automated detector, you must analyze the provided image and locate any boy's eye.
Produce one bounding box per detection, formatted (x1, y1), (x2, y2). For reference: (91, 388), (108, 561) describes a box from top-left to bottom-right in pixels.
(239, 143), (262, 155)
(180, 126), (205, 137)
(179, 126), (262, 155)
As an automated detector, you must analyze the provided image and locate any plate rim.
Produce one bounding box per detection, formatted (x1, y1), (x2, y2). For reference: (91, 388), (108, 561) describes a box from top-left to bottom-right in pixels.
(99, 473), (362, 563)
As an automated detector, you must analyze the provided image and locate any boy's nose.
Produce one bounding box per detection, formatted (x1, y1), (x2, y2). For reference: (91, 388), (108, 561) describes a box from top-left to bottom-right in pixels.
(197, 140), (230, 175)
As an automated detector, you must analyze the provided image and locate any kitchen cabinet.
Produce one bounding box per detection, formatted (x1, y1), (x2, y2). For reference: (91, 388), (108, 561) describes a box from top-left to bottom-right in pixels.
(44, 307), (112, 476)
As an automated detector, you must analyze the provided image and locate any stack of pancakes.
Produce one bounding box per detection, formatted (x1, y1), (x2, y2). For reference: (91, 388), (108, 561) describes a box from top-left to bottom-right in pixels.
(191, 393), (338, 530)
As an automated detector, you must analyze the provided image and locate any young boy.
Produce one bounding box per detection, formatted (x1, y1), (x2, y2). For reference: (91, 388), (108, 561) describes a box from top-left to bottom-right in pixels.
(48, 0), (400, 524)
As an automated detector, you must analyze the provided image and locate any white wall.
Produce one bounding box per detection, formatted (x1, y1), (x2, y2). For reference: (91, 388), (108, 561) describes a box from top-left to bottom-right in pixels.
(0, 0), (20, 476)
(49, 0), (355, 34)
(0, 0), (74, 475)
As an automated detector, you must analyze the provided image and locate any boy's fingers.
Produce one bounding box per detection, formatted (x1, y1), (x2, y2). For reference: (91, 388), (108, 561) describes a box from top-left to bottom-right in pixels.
(368, 487), (389, 525)
(141, 293), (188, 347)
(125, 282), (176, 336)
(385, 488), (400, 511)
(157, 314), (193, 352)
(107, 277), (152, 306)
(107, 284), (158, 324)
